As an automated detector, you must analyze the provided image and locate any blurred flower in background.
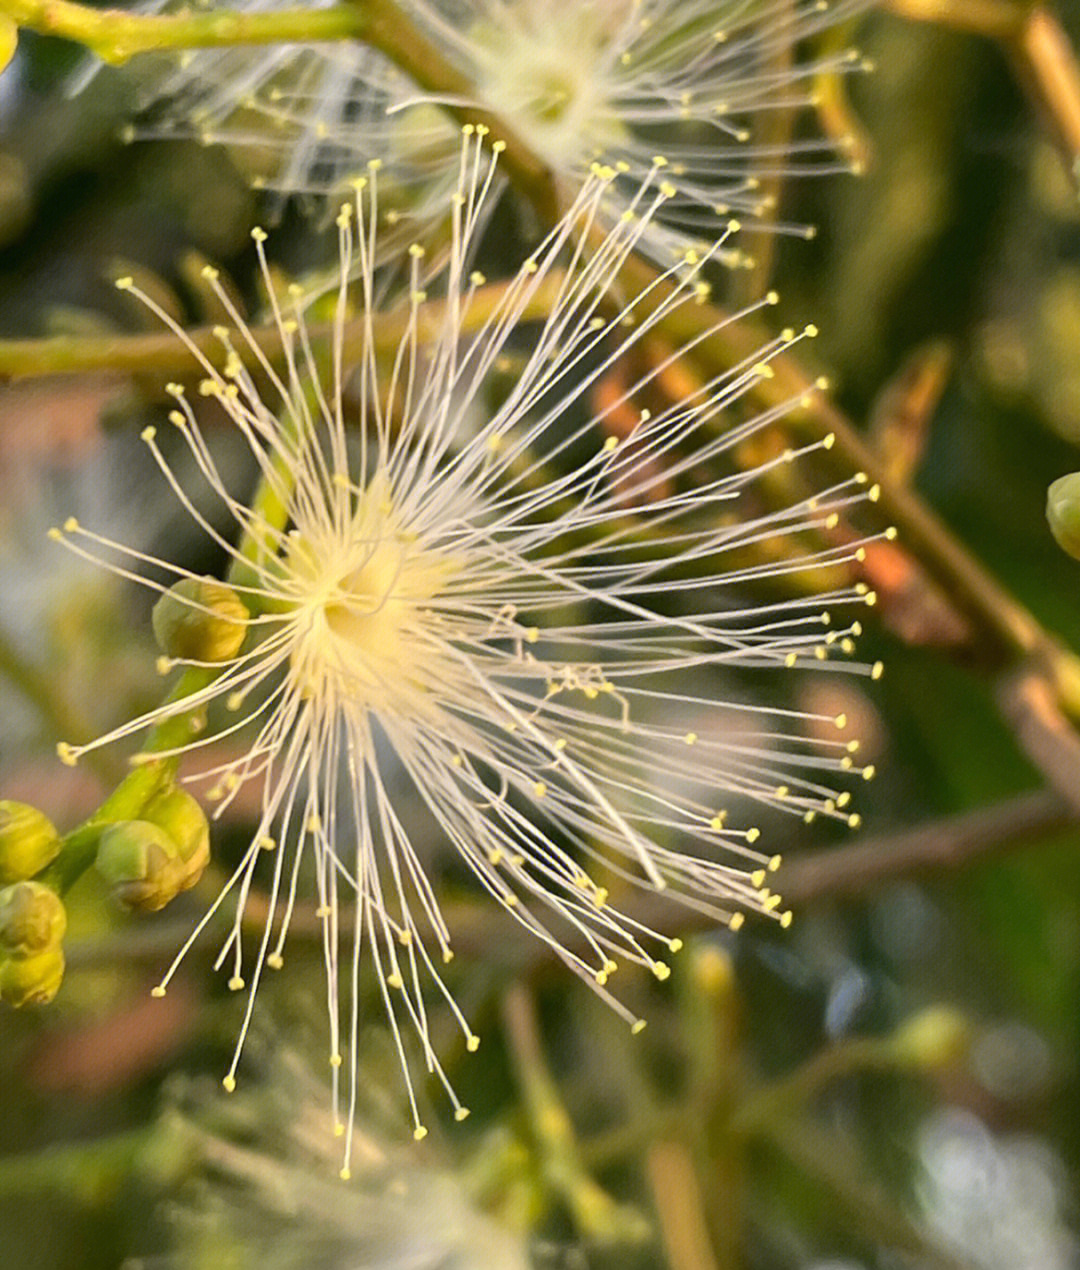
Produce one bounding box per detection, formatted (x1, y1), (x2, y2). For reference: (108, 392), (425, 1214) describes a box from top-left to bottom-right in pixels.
(86, 0), (869, 259)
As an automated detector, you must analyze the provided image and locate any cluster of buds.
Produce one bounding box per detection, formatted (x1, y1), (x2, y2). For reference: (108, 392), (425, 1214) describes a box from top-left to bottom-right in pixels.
(0, 781), (213, 1005)
(96, 788), (211, 912)
(0, 802), (66, 1005)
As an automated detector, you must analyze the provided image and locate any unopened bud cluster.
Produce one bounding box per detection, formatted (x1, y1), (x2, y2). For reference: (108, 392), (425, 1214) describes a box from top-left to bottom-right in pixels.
(0, 802), (67, 1005)
(0, 881), (67, 1006)
(0, 800), (61, 884)
(0, 784), (212, 1007)
(96, 787), (210, 912)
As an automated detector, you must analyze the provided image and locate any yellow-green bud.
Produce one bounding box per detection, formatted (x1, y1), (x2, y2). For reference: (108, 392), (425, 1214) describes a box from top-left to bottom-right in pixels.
(890, 1005), (970, 1071)
(152, 576), (249, 662)
(143, 788), (210, 892)
(0, 801), (61, 884)
(0, 17), (17, 79)
(0, 946), (64, 1006)
(1047, 473), (1080, 561)
(0, 882), (66, 957)
(96, 820), (185, 912)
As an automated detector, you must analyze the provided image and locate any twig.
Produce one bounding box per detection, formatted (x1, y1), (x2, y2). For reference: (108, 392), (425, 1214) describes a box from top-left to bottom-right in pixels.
(501, 982), (647, 1243)
(887, 1), (1080, 183)
(779, 786), (1077, 904)
(997, 674), (1080, 815)
(0, 273), (565, 381)
(646, 1141), (722, 1270)
(61, 787), (1076, 975)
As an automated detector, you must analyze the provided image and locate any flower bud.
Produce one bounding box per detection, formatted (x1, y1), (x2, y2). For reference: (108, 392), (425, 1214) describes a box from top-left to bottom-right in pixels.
(143, 788), (210, 892)
(151, 576), (249, 662)
(0, 947), (64, 1006)
(0, 801), (61, 884)
(96, 820), (185, 912)
(0, 882), (66, 957)
(1047, 473), (1080, 560)
(0, 17), (17, 79)
(890, 1005), (970, 1071)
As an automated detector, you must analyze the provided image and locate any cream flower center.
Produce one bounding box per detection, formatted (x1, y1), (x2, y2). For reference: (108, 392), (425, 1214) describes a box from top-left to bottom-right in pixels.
(284, 482), (456, 714)
(471, 8), (623, 166)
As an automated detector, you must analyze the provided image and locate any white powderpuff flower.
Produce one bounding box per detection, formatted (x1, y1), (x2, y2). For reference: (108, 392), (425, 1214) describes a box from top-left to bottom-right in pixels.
(400, 0), (872, 244)
(162, 1045), (533, 1270)
(51, 133), (884, 1173)
(99, 0), (870, 249)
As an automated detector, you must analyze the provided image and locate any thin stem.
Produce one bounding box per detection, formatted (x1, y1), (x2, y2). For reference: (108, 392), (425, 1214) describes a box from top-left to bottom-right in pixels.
(501, 982), (646, 1243)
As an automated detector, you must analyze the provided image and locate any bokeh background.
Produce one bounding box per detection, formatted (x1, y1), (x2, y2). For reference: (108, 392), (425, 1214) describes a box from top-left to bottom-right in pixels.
(2, 4), (1080, 1268)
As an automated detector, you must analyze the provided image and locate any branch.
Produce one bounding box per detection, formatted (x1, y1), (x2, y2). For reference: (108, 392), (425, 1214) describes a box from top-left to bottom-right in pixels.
(0, 0), (366, 60)
(0, 273), (566, 380)
(887, 2), (1080, 179)
(778, 787), (1077, 905)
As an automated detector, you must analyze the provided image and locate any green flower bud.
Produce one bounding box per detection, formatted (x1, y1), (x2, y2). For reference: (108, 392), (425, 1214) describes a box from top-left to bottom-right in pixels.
(0, 946), (64, 1006)
(96, 820), (185, 912)
(143, 788), (210, 892)
(1047, 473), (1080, 560)
(0, 17), (17, 79)
(152, 576), (249, 663)
(890, 1005), (970, 1071)
(0, 801), (61, 884)
(0, 882), (66, 957)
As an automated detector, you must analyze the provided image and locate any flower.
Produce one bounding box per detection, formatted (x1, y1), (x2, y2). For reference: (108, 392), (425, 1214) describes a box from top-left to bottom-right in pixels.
(400, 0), (871, 247)
(51, 132), (883, 1172)
(98, 0), (870, 251)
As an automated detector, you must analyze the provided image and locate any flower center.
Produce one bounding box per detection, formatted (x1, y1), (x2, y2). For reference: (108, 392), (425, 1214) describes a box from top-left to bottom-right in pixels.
(284, 481), (457, 715)
(472, 8), (622, 167)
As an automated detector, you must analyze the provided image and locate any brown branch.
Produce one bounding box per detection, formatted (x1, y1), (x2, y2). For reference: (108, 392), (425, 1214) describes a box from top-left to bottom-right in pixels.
(998, 673), (1080, 814)
(778, 787), (1076, 905)
(63, 788), (1077, 977)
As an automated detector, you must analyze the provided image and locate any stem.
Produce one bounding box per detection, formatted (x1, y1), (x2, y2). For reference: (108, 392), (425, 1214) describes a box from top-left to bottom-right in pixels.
(0, 0), (367, 61)
(0, 274), (565, 381)
(501, 983), (646, 1243)
(47, 665), (216, 892)
(731, 1036), (899, 1135)
(646, 1141), (722, 1270)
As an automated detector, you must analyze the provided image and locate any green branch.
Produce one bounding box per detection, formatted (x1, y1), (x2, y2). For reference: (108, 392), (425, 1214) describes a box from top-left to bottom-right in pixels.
(0, 0), (366, 61)
(0, 273), (566, 380)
